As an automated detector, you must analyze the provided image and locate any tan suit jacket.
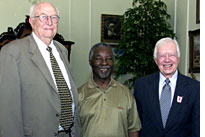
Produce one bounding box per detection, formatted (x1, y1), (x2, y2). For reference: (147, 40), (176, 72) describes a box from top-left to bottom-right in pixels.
(0, 35), (80, 137)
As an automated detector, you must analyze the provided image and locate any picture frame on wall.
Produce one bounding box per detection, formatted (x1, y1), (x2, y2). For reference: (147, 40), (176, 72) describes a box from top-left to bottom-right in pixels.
(189, 29), (200, 73)
(196, 0), (200, 24)
(101, 14), (122, 43)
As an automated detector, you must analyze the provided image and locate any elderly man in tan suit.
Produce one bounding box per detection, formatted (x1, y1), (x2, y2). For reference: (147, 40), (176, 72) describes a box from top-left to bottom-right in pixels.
(0, 2), (80, 137)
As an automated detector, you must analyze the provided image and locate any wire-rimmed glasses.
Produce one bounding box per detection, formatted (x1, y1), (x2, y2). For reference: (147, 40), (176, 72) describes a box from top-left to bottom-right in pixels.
(32, 14), (60, 24)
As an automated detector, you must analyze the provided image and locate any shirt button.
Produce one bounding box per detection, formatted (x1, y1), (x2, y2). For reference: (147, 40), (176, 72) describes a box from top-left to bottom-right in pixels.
(104, 99), (106, 101)
(56, 113), (59, 117)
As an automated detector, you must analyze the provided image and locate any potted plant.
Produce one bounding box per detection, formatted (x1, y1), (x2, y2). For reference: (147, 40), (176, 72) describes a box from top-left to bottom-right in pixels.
(114, 0), (175, 88)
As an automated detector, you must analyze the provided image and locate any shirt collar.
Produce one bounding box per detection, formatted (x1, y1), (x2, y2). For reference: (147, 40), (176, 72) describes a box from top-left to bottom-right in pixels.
(159, 70), (178, 85)
(87, 74), (117, 89)
(32, 32), (54, 47)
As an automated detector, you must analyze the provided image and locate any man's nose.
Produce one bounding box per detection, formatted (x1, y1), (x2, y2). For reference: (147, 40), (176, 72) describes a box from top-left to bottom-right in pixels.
(165, 54), (170, 62)
(47, 16), (53, 25)
(101, 58), (108, 65)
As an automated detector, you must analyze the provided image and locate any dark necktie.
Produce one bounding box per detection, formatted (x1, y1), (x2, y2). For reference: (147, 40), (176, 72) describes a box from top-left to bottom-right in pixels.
(47, 46), (74, 131)
(160, 78), (171, 128)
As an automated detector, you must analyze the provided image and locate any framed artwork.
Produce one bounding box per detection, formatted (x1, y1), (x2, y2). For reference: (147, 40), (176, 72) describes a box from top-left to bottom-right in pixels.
(196, 0), (200, 24)
(101, 14), (122, 43)
(189, 29), (200, 73)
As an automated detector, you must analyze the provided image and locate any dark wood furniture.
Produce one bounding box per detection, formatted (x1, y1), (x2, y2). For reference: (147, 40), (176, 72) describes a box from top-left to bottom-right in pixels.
(0, 15), (74, 61)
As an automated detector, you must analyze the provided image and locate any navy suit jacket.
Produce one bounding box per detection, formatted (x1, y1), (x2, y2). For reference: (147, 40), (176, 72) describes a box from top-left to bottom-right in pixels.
(134, 71), (200, 137)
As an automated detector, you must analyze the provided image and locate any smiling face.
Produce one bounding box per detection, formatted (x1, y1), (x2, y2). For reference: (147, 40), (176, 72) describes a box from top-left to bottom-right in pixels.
(90, 46), (114, 80)
(29, 2), (58, 45)
(154, 41), (180, 78)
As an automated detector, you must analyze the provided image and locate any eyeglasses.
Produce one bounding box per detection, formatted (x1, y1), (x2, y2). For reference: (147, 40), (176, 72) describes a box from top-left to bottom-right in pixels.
(32, 14), (60, 23)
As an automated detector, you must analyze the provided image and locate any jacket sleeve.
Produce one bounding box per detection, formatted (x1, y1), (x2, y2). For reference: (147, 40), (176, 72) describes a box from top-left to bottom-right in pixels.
(133, 79), (143, 121)
(0, 46), (24, 137)
(127, 87), (141, 132)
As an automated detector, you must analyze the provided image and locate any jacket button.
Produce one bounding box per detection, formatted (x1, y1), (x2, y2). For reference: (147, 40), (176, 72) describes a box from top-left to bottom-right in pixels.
(56, 113), (59, 117)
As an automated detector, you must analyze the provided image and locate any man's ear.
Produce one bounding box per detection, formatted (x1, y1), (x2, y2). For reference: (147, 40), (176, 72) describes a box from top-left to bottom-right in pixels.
(154, 58), (158, 65)
(89, 60), (92, 66)
(29, 17), (34, 28)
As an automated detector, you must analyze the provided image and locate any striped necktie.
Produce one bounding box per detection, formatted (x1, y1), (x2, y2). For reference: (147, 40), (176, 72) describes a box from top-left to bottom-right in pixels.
(47, 46), (74, 131)
(160, 78), (171, 128)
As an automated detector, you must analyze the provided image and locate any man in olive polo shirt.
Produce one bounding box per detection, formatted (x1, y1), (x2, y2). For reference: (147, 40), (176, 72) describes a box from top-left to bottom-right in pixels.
(78, 43), (141, 137)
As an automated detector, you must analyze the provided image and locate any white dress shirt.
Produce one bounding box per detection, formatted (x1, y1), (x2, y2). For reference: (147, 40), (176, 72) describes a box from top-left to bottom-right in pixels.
(32, 32), (74, 131)
(159, 70), (178, 106)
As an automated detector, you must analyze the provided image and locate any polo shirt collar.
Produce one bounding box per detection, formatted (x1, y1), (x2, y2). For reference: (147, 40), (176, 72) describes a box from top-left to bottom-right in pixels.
(87, 74), (117, 89)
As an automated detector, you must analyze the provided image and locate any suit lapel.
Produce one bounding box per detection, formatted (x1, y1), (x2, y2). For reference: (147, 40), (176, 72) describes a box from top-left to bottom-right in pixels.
(166, 72), (187, 128)
(148, 72), (164, 128)
(28, 36), (57, 93)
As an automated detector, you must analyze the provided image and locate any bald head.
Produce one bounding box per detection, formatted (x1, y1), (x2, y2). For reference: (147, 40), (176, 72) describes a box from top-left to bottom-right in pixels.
(29, 2), (59, 17)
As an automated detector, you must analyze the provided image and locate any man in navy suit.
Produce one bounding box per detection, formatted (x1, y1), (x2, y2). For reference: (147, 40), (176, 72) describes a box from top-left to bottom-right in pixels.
(134, 37), (200, 137)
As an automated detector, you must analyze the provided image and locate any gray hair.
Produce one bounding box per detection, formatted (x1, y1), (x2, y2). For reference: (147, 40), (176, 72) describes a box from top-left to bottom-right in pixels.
(89, 43), (114, 62)
(29, 4), (35, 17)
(29, 2), (59, 17)
(153, 37), (180, 59)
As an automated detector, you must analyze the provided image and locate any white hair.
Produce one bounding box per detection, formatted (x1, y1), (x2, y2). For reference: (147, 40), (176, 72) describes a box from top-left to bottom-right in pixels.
(29, 2), (59, 18)
(153, 37), (180, 59)
(29, 4), (35, 17)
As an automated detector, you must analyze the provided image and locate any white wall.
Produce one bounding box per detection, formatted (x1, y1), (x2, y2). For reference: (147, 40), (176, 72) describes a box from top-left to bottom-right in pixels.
(0, 0), (70, 39)
(0, 0), (30, 33)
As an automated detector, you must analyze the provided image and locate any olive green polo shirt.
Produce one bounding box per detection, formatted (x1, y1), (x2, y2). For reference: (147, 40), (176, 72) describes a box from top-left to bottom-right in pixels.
(78, 76), (141, 137)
